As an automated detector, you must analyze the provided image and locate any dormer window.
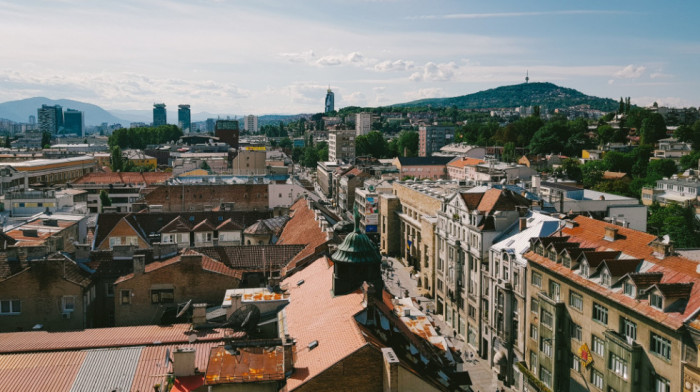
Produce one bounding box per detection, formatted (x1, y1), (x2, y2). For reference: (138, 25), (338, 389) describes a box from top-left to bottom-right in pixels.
(562, 254), (571, 268)
(580, 261), (590, 278)
(600, 269), (611, 287)
(650, 293), (663, 310)
(623, 281), (636, 297)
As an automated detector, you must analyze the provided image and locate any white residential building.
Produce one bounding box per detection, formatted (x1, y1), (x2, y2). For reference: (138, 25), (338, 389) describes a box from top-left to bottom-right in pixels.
(355, 112), (373, 136)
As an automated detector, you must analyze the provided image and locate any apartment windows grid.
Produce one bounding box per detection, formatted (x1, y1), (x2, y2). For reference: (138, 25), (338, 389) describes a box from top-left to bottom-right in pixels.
(0, 299), (21, 314)
(609, 353), (628, 380)
(591, 368), (604, 390)
(571, 353), (580, 371)
(650, 332), (671, 360)
(532, 271), (542, 287)
(571, 323), (582, 341)
(541, 309), (553, 329)
(593, 302), (608, 325)
(540, 366), (552, 388)
(592, 335), (605, 357)
(569, 291), (583, 311)
(621, 317), (637, 341)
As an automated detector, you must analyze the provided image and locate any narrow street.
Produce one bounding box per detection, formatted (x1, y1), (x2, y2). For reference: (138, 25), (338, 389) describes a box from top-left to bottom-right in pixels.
(382, 256), (503, 392)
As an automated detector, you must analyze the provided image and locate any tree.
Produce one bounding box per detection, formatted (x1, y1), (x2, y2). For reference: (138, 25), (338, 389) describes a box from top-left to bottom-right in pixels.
(279, 138), (293, 150)
(528, 120), (568, 155)
(603, 151), (633, 174)
(502, 142), (517, 163)
(619, 97), (625, 114)
(110, 146), (124, 172)
(639, 113), (667, 145)
(581, 160), (607, 188)
(396, 131), (419, 157)
(648, 203), (700, 248)
(680, 151), (700, 170)
(561, 158), (582, 183)
(597, 124), (615, 146)
(99, 190), (111, 212)
(200, 161), (211, 171)
(41, 131), (51, 148)
(356, 131), (389, 159)
(646, 159), (678, 179)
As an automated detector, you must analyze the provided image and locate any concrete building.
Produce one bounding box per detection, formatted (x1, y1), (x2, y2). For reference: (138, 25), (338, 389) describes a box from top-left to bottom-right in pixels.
(244, 114), (258, 133)
(447, 157), (486, 181)
(355, 112), (373, 136)
(533, 178), (647, 231)
(433, 188), (532, 363)
(63, 109), (84, 137)
(642, 176), (700, 208)
(152, 103), (167, 126)
(214, 119), (239, 149)
(5, 189), (77, 216)
(419, 125), (454, 157)
(523, 216), (700, 392)
(177, 104), (191, 133)
(392, 156), (452, 180)
(38, 104), (62, 134)
(316, 161), (340, 198)
(231, 148), (267, 175)
(354, 179), (394, 236)
(652, 137), (692, 165)
(336, 167), (370, 218)
(71, 172), (173, 213)
(328, 129), (355, 163)
(0, 156), (96, 195)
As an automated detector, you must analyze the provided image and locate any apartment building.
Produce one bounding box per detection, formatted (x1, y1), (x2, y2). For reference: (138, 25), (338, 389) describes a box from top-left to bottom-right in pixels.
(522, 215), (700, 392)
(328, 129), (356, 163)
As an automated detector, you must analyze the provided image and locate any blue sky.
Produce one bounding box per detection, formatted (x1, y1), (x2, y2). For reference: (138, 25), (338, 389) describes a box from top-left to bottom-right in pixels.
(0, 0), (698, 115)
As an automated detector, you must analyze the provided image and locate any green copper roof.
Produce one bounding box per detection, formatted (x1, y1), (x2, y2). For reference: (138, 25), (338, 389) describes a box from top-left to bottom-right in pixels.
(331, 206), (381, 264)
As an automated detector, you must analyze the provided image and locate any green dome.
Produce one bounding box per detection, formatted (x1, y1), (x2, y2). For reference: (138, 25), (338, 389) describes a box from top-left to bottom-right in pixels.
(331, 231), (381, 264)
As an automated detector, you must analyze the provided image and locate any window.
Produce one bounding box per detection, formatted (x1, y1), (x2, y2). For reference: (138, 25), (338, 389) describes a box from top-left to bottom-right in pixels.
(650, 332), (671, 360)
(621, 317), (637, 341)
(593, 303), (608, 325)
(623, 281), (636, 297)
(572, 353), (580, 371)
(0, 299), (21, 315)
(569, 291), (583, 311)
(540, 366), (552, 387)
(650, 293), (663, 310)
(529, 351), (538, 375)
(120, 290), (131, 305)
(609, 353), (628, 379)
(549, 280), (561, 301)
(109, 237), (121, 247)
(531, 272), (542, 287)
(468, 305), (476, 319)
(531, 298), (540, 315)
(530, 325), (538, 341)
(62, 296), (75, 312)
(592, 335), (605, 357)
(151, 289), (175, 304)
(106, 283), (114, 297)
(600, 269), (611, 287)
(654, 376), (670, 392)
(591, 369), (604, 389)
(541, 309), (553, 329)
(571, 323), (582, 341)
(540, 337), (552, 356)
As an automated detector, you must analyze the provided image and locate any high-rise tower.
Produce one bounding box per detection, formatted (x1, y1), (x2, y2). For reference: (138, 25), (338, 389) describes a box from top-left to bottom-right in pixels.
(178, 104), (191, 133)
(324, 87), (334, 114)
(37, 104), (63, 134)
(153, 103), (167, 126)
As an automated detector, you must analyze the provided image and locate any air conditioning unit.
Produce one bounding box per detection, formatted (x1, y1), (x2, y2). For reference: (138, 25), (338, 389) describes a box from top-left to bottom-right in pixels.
(62, 312), (72, 319)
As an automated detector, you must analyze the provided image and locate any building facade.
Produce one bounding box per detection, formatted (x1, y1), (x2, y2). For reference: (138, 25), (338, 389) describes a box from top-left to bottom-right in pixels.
(355, 112), (373, 136)
(177, 104), (191, 133)
(38, 104), (63, 134)
(214, 119), (239, 149)
(324, 88), (334, 113)
(328, 129), (356, 163)
(419, 126), (454, 157)
(153, 103), (167, 126)
(244, 115), (258, 133)
(63, 109), (84, 137)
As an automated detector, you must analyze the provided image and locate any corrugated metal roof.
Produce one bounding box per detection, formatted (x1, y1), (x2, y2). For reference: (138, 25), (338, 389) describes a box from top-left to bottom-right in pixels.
(69, 347), (142, 392)
(0, 324), (225, 354)
(0, 351), (86, 392)
(131, 342), (218, 392)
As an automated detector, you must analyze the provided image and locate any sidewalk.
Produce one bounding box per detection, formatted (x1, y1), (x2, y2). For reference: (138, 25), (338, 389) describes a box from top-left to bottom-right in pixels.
(382, 256), (503, 392)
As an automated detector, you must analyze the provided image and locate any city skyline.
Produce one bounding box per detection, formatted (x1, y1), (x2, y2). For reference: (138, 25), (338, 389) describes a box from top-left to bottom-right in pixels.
(0, 0), (698, 114)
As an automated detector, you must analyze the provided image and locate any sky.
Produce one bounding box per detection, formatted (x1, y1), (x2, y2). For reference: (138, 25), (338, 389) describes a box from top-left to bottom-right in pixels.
(0, 0), (699, 115)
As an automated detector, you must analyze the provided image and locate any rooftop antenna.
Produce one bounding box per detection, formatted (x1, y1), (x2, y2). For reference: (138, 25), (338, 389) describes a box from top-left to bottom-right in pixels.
(525, 70), (529, 84)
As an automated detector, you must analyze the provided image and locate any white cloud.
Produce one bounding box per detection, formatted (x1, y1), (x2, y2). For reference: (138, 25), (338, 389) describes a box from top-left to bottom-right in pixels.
(614, 64), (646, 79)
(374, 59), (415, 72)
(632, 96), (691, 108)
(409, 62), (457, 82)
(403, 88), (447, 101)
(409, 10), (628, 20)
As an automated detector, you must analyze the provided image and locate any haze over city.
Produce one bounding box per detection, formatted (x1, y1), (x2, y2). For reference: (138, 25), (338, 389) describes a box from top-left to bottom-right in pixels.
(1, 0), (698, 114)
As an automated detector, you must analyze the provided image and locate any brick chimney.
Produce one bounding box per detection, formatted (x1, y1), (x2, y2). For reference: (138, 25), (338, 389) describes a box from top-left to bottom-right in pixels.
(604, 227), (618, 242)
(133, 254), (146, 275)
(192, 303), (207, 327)
(519, 217), (527, 232)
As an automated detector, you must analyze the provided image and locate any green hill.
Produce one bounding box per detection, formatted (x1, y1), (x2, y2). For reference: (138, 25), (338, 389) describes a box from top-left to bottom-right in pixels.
(393, 82), (618, 111)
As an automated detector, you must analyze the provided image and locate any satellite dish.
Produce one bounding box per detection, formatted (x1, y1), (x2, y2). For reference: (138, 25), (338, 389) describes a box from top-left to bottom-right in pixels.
(176, 299), (193, 319)
(188, 334), (197, 343)
(227, 304), (261, 333)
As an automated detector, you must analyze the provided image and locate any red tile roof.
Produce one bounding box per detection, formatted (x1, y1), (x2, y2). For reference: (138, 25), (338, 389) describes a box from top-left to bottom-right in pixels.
(73, 171), (173, 185)
(205, 346), (285, 384)
(282, 257), (368, 390)
(527, 215), (700, 330)
(132, 342), (218, 392)
(0, 351), (87, 391)
(114, 250), (242, 284)
(447, 157), (485, 169)
(0, 324), (226, 354)
(277, 199), (331, 272)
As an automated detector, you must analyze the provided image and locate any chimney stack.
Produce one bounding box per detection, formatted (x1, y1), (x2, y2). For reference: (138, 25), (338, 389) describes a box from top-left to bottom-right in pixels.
(381, 348), (400, 392)
(192, 303), (207, 327)
(133, 254), (146, 275)
(603, 227), (618, 242)
(172, 347), (196, 377)
(519, 217), (527, 232)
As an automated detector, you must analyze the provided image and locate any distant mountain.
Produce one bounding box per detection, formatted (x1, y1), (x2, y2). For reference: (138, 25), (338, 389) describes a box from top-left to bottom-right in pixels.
(0, 97), (126, 126)
(393, 82), (618, 111)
